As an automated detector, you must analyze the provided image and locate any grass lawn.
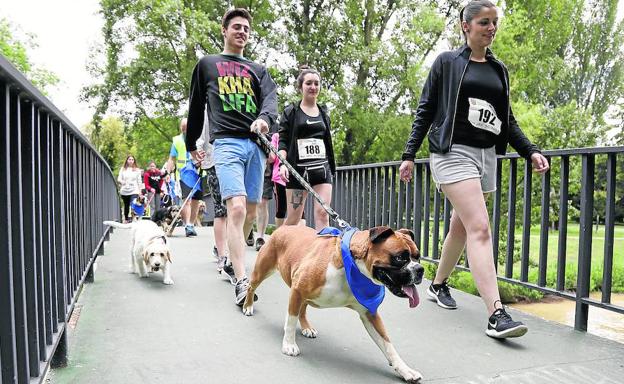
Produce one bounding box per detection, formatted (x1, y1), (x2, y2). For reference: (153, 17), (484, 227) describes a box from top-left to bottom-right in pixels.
(521, 223), (624, 268)
(421, 222), (624, 293)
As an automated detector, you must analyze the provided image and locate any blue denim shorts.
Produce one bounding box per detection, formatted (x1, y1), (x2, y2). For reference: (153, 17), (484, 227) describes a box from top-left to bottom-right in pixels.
(213, 138), (266, 203)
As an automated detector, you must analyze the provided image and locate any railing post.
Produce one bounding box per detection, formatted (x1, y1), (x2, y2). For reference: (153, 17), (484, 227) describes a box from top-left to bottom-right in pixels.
(505, 159), (517, 278)
(557, 156), (569, 291)
(1, 83), (18, 384)
(538, 159), (551, 287)
(575, 154), (594, 331)
(520, 160), (532, 282)
(601, 154), (616, 303)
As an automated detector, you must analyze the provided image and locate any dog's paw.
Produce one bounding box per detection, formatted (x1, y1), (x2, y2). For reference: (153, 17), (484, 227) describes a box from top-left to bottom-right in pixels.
(163, 278), (174, 285)
(242, 305), (254, 316)
(281, 342), (300, 356)
(395, 365), (422, 383)
(301, 328), (318, 338)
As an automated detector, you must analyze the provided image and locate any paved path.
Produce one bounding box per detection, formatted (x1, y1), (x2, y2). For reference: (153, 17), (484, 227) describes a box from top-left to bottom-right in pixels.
(47, 226), (624, 384)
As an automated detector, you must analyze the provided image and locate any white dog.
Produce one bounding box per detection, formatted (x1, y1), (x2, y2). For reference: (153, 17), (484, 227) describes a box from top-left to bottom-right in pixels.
(103, 220), (174, 285)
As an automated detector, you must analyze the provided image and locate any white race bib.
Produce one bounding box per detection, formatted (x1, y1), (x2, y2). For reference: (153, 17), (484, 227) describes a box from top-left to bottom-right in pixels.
(467, 97), (501, 135)
(297, 138), (326, 160)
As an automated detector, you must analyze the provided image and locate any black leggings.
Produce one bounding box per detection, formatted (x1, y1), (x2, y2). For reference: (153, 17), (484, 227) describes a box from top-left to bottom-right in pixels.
(274, 183), (287, 219)
(121, 194), (138, 221)
(274, 183), (305, 220)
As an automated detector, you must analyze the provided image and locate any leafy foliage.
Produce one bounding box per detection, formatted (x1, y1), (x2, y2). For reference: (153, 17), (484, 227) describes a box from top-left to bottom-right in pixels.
(0, 18), (59, 94)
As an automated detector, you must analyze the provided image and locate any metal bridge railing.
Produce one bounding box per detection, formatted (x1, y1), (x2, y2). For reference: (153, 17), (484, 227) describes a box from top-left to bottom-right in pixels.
(333, 146), (624, 332)
(0, 54), (120, 384)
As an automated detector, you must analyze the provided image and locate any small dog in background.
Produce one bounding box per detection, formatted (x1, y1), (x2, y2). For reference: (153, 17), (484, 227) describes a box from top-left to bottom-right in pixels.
(194, 200), (206, 227)
(151, 205), (181, 229)
(130, 195), (148, 221)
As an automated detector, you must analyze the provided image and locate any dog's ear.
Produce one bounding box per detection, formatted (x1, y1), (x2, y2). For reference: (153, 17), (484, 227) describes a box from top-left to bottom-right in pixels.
(143, 250), (150, 264)
(165, 250), (172, 263)
(369, 226), (394, 244)
(397, 228), (415, 242)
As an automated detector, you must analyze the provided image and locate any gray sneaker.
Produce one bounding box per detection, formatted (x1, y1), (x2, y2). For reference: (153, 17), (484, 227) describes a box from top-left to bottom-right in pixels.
(221, 263), (237, 285)
(427, 279), (457, 309)
(486, 306), (528, 339)
(216, 256), (227, 273)
(235, 277), (257, 306)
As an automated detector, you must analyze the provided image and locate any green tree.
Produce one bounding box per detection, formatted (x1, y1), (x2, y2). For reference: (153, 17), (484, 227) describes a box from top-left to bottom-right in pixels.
(83, 0), (276, 137)
(85, 116), (133, 172)
(494, 0), (624, 149)
(0, 18), (59, 94)
(276, 0), (447, 165)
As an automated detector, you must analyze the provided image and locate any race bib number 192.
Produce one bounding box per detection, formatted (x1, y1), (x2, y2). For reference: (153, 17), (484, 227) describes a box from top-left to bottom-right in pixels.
(468, 97), (501, 135)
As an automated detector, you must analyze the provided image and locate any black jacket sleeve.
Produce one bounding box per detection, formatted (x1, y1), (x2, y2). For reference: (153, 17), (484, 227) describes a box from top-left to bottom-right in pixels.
(507, 106), (540, 159)
(277, 107), (292, 153)
(402, 55), (442, 161)
(186, 60), (207, 152)
(257, 68), (278, 127)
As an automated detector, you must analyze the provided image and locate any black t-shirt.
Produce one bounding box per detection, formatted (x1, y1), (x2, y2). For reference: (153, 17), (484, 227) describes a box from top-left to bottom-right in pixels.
(185, 54), (278, 150)
(452, 60), (505, 148)
(292, 108), (327, 165)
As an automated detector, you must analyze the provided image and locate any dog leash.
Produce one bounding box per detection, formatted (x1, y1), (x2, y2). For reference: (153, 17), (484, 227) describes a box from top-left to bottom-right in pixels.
(255, 133), (350, 229)
(165, 172), (203, 236)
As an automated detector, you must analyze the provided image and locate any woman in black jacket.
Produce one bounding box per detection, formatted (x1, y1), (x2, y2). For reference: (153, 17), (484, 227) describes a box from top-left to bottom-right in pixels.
(278, 67), (336, 230)
(399, 0), (549, 339)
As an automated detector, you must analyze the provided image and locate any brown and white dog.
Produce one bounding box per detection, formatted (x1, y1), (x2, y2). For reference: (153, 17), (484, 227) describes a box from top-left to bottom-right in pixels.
(194, 200), (206, 227)
(242, 225), (424, 383)
(103, 220), (174, 285)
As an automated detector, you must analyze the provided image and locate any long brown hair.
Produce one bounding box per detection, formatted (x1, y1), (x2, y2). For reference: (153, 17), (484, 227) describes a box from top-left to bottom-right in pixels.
(123, 155), (139, 170)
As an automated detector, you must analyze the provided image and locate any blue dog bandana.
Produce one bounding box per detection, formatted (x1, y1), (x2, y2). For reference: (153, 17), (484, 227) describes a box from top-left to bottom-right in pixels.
(318, 227), (385, 314)
(131, 198), (145, 217)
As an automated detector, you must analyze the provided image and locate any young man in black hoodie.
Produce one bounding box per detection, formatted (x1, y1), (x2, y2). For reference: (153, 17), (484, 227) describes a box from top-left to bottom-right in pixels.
(185, 8), (278, 306)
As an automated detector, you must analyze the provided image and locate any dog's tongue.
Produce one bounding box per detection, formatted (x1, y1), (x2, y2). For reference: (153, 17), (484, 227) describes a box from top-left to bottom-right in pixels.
(402, 285), (420, 308)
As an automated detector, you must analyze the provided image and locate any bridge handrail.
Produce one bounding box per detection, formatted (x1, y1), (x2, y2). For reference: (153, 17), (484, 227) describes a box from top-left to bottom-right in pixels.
(330, 146), (623, 332)
(0, 54), (121, 383)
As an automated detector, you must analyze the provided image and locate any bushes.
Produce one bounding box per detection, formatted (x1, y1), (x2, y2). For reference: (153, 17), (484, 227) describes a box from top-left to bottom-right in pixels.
(422, 259), (624, 304)
(423, 262), (543, 303)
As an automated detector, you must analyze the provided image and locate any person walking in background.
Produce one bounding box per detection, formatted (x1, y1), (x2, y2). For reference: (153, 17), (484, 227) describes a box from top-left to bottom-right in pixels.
(195, 115), (233, 282)
(186, 8), (278, 306)
(117, 155), (143, 223)
(143, 160), (166, 215)
(278, 66), (336, 230)
(399, 0), (549, 339)
(168, 118), (201, 237)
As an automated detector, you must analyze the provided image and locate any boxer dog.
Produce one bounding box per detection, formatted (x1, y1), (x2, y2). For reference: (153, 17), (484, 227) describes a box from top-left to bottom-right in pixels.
(242, 225), (424, 383)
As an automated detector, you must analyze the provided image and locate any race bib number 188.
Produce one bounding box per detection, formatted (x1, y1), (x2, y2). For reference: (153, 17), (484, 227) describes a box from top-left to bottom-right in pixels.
(297, 138), (326, 160)
(468, 97), (502, 135)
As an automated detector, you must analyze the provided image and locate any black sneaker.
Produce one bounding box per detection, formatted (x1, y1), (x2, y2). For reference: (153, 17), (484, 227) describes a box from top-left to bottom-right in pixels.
(255, 237), (265, 251)
(486, 307), (528, 339)
(235, 277), (258, 306)
(246, 231), (254, 246)
(221, 263), (237, 285)
(212, 246), (219, 260)
(427, 279), (457, 309)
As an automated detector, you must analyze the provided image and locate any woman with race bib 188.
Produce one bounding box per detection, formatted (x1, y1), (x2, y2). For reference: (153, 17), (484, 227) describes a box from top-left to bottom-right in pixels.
(399, 0), (549, 339)
(278, 66), (336, 230)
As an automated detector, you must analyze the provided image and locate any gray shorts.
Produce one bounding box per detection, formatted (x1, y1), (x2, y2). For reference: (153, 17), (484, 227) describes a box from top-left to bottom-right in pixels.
(430, 144), (497, 193)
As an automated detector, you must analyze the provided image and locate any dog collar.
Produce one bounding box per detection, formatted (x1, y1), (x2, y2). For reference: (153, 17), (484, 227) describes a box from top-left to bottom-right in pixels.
(318, 227), (385, 314)
(146, 235), (167, 244)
